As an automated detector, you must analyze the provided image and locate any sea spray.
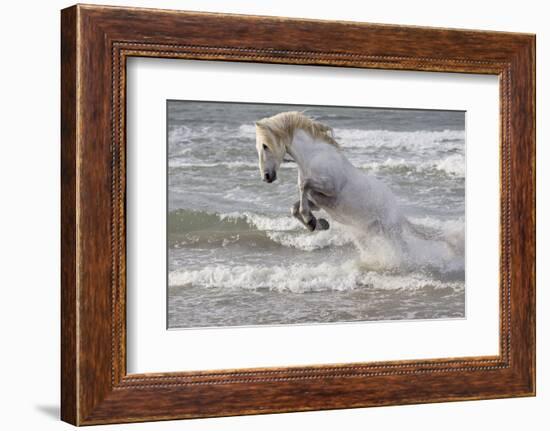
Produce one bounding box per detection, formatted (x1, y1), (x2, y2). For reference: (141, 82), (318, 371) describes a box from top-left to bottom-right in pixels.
(349, 217), (465, 272)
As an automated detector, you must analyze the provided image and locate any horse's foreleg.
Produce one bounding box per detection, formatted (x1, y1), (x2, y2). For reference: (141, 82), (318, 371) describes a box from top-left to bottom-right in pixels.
(298, 187), (317, 231)
(291, 199), (326, 231)
(298, 180), (332, 231)
(291, 200), (306, 225)
(291, 200), (310, 227)
(290, 201), (319, 227)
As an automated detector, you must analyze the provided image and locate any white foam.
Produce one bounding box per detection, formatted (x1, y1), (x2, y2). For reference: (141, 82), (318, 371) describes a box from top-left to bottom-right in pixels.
(335, 128), (465, 151)
(169, 260), (463, 293)
(168, 125), (193, 143)
(219, 212), (356, 251)
(220, 211), (303, 231)
(238, 124), (256, 136)
(409, 216), (465, 256)
(267, 223), (355, 251)
(402, 234), (463, 271)
(168, 160), (258, 169)
(435, 154), (465, 177)
(359, 154), (465, 178)
(410, 215), (464, 232)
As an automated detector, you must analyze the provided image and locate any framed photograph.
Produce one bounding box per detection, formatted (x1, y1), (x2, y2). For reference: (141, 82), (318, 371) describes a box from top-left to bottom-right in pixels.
(61, 4), (536, 425)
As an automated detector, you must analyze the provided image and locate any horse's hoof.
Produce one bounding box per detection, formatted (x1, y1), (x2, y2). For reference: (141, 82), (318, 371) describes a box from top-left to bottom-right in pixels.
(317, 218), (330, 230)
(306, 218), (317, 231)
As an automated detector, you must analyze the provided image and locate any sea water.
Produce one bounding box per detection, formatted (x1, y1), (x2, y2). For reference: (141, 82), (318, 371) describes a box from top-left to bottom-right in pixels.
(167, 101), (465, 328)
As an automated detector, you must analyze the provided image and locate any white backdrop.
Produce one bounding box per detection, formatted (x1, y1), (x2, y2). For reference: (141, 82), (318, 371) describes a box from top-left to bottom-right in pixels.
(127, 59), (500, 373)
(0, 1), (546, 430)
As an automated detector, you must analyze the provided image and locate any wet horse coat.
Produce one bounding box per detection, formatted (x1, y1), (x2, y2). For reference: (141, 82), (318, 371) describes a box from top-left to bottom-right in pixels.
(255, 111), (406, 244)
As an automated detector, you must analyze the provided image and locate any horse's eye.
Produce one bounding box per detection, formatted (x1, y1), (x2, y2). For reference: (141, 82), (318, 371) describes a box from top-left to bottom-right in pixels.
(262, 144), (268, 151)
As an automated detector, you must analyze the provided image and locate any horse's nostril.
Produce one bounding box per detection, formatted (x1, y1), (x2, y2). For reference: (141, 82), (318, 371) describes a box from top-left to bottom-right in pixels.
(264, 173), (270, 180)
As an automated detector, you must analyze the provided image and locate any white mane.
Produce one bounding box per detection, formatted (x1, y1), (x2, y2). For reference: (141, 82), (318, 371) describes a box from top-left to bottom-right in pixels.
(256, 111), (339, 158)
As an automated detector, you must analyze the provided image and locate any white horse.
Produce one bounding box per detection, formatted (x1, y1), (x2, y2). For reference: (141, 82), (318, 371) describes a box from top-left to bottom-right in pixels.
(255, 110), (405, 230)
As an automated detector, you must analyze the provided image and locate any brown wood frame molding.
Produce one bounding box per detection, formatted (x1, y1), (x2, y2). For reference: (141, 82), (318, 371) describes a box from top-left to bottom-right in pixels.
(61, 4), (535, 426)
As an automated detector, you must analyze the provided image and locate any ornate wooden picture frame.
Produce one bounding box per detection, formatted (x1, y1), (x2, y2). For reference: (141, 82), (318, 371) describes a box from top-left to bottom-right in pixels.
(61, 4), (535, 425)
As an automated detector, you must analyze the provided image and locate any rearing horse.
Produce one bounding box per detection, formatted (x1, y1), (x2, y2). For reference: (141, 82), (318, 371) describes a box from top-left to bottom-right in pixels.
(255, 111), (406, 241)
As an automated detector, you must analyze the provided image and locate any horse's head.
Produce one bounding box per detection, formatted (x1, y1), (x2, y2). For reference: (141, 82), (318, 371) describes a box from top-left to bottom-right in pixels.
(255, 119), (286, 183)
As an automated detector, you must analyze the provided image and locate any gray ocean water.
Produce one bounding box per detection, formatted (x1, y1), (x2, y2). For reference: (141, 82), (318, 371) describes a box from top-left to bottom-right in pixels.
(167, 101), (465, 329)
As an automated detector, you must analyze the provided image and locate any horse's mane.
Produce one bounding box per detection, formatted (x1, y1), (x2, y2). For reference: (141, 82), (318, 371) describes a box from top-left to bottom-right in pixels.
(256, 111), (340, 148)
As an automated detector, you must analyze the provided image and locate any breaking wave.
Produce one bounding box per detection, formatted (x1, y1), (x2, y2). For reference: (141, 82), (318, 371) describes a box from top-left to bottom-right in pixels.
(169, 209), (464, 275)
(169, 260), (464, 293)
(169, 209), (356, 252)
(359, 154), (464, 178)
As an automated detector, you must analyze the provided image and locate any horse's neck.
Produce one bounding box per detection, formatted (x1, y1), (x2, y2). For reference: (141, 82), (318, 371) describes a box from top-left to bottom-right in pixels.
(287, 129), (331, 171)
(286, 130), (312, 172)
